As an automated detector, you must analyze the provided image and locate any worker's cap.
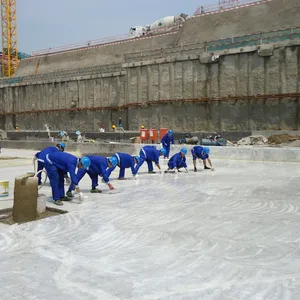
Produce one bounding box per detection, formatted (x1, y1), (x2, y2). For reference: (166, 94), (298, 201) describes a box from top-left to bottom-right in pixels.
(160, 148), (167, 156)
(203, 147), (210, 155)
(141, 125), (145, 129)
(56, 142), (65, 151)
(108, 156), (118, 167)
(81, 156), (91, 170)
(75, 130), (81, 135)
(133, 156), (140, 164)
(168, 129), (173, 135)
(180, 148), (187, 155)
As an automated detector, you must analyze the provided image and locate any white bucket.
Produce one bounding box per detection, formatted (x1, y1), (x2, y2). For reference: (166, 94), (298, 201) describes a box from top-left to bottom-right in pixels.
(37, 194), (47, 214)
(0, 181), (9, 198)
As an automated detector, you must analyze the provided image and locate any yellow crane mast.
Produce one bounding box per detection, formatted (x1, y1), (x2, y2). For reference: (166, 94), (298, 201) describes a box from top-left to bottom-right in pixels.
(1, 0), (18, 77)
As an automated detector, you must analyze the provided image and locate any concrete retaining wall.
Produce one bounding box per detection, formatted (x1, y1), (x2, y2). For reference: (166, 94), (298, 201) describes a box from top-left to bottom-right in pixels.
(1, 45), (299, 132)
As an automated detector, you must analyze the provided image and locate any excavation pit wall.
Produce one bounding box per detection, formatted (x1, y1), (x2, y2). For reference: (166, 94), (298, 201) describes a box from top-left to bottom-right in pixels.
(1, 42), (300, 132)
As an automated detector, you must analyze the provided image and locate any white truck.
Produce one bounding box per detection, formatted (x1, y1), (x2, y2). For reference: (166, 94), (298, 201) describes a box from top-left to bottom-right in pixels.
(129, 14), (187, 38)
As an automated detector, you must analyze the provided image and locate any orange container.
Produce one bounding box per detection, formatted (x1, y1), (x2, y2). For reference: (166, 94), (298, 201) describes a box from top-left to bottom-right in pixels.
(159, 128), (169, 140)
(140, 129), (149, 141)
(149, 129), (158, 143)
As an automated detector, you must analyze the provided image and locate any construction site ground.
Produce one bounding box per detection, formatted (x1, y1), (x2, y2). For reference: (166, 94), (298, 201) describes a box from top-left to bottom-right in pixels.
(0, 148), (300, 299)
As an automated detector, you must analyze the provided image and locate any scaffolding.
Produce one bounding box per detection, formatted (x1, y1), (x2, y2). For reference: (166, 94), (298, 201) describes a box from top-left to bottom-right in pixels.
(1, 0), (18, 77)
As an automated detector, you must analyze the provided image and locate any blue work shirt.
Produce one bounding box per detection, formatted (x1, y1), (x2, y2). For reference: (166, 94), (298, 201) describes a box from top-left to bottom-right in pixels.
(161, 134), (174, 147)
(141, 146), (161, 164)
(168, 152), (187, 169)
(35, 146), (59, 162)
(108, 153), (135, 174)
(85, 155), (110, 183)
(192, 146), (209, 160)
(47, 152), (79, 185)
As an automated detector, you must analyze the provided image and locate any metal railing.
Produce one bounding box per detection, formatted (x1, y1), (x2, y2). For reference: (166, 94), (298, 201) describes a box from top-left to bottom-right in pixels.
(31, 25), (180, 57)
(194, 0), (272, 15)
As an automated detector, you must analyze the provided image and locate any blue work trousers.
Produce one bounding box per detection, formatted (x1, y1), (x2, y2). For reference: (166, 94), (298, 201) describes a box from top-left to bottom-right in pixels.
(45, 165), (65, 201)
(163, 145), (170, 158)
(37, 161), (44, 184)
(68, 170), (98, 191)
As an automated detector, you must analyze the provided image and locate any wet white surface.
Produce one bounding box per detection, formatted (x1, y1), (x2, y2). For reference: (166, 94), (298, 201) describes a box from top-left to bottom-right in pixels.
(1, 149), (300, 299)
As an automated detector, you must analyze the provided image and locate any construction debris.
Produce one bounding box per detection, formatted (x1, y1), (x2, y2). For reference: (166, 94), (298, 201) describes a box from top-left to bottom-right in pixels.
(237, 135), (268, 146)
(268, 134), (300, 145)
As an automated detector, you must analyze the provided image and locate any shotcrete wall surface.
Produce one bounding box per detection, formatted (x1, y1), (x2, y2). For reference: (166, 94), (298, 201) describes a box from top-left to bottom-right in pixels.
(177, 0), (300, 45)
(16, 33), (177, 76)
(1, 43), (300, 132)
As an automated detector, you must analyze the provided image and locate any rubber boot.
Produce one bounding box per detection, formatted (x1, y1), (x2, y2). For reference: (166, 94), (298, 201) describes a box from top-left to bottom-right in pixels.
(54, 200), (63, 206)
(66, 191), (74, 198)
(90, 188), (102, 193)
(61, 197), (72, 202)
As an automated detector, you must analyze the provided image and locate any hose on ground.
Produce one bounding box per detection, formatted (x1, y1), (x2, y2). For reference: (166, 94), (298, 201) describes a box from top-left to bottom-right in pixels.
(33, 157), (48, 190)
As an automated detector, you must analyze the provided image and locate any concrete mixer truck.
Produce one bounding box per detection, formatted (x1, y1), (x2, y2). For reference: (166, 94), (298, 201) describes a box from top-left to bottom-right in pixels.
(129, 14), (187, 38)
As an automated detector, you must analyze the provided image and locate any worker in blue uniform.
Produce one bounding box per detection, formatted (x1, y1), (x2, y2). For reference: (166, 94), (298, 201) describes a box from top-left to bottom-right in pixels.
(66, 155), (116, 197)
(161, 129), (174, 159)
(191, 146), (214, 172)
(34, 142), (65, 185)
(133, 146), (166, 175)
(165, 148), (188, 173)
(107, 153), (140, 180)
(43, 152), (91, 206)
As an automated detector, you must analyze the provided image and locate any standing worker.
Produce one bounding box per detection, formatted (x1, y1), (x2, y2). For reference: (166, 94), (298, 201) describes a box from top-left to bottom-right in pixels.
(134, 146), (166, 175)
(44, 152), (91, 206)
(165, 148), (188, 173)
(161, 130), (174, 159)
(191, 146), (214, 172)
(107, 153), (140, 180)
(34, 142), (65, 185)
(66, 156), (116, 197)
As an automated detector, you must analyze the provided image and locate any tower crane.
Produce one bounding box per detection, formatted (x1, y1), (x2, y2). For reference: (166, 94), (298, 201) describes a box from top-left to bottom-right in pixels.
(1, 0), (18, 77)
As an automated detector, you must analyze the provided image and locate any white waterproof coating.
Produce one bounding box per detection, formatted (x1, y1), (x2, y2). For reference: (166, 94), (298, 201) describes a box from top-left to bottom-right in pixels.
(0, 148), (300, 299)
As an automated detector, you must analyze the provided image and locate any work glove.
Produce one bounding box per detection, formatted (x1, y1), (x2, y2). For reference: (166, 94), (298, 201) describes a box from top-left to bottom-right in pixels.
(185, 168), (188, 173)
(78, 192), (84, 202)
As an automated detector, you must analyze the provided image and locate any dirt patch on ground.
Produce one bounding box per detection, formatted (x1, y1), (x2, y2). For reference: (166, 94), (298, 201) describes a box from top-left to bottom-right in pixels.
(0, 157), (21, 160)
(268, 134), (300, 145)
(0, 208), (67, 225)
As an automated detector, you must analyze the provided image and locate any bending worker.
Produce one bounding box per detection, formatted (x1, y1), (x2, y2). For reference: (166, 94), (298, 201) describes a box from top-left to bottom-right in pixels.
(34, 142), (65, 185)
(44, 152), (91, 206)
(134, 146), (166, 175)
(107, 153), (140, 180)
(161, 129), (174, 159)
(165, 148), (188, 173)
(66, 155), (116, 197)
(191, 146), (214, 172)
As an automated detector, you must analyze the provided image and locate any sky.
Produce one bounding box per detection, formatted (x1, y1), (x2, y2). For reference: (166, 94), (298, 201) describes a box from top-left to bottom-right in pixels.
(16, 0), (215, 54)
